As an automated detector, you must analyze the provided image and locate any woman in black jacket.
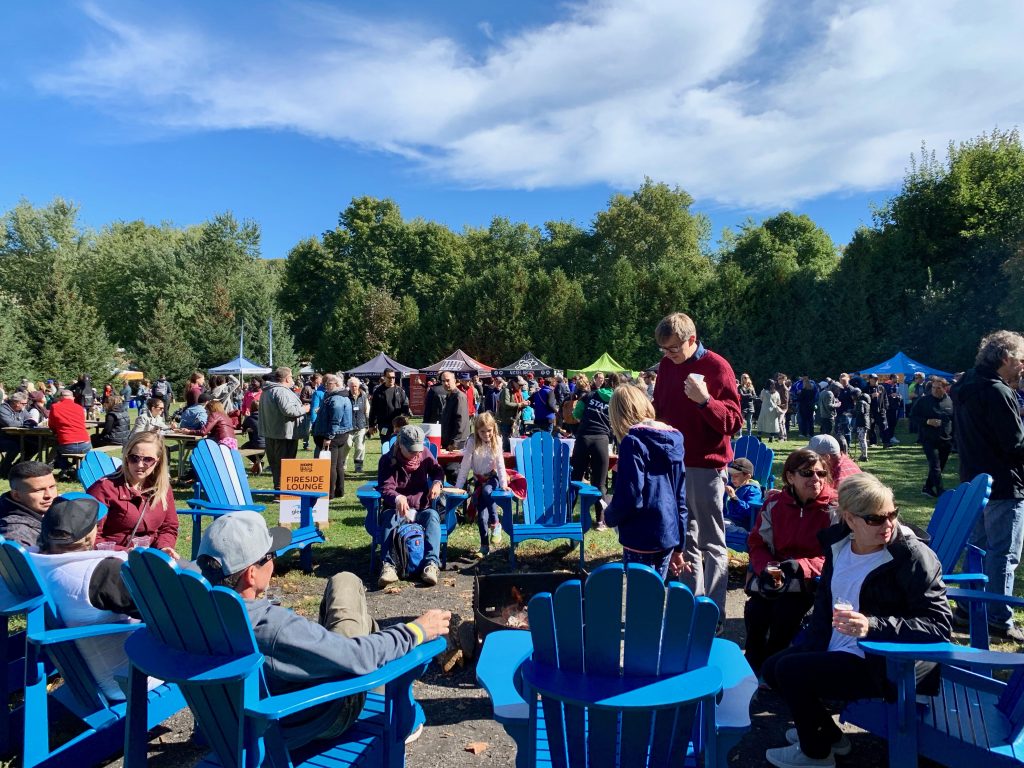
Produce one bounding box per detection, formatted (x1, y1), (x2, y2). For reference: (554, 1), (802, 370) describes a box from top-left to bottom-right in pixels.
(92, 394), (132, 447)
(761, 472), (951, 768)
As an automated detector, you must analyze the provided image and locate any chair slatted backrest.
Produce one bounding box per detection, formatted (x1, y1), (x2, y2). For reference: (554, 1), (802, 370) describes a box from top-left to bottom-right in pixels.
(997, 667), (1024, 740)
(191, 439), (257, 508)
(528, 563), (720, 767)
(731, 436), (774, 489)
(926, 473), (992, 574)
(515, 432), (571, 526)
(0, 540), (111, 713)
(78, 451), (122, 491)
(123, 549), (262, 768)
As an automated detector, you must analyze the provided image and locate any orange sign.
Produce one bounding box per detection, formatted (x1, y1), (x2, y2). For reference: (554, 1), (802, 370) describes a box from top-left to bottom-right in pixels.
(279, 458), (330, 525)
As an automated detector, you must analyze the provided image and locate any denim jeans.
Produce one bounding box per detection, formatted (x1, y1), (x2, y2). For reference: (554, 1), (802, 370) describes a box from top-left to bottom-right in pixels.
(743, 412), (755, 436)
(474, 475), (502, 548)
(969, 497), (1024, 628)
(55, 441), (92, 471)
(835, 413), (853, 451)
(621, 547), (673, 580)
(382, 507), (442, 568)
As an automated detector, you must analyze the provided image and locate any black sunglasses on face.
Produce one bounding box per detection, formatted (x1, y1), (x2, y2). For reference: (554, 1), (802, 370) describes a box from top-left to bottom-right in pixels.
(797, 469), (828, 479)
(857, 508), (899, 526)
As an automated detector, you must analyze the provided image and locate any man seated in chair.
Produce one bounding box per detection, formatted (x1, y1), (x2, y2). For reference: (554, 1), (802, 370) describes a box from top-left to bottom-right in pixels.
(376, 425), (445, 588)
(197, 512), (450, 744)
(0, 460), (58, 547)
(32, 494), (158, 701)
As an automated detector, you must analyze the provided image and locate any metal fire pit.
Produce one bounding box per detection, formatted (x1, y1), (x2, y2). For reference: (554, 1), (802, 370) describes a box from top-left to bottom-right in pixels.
(473, 572), (580, 640)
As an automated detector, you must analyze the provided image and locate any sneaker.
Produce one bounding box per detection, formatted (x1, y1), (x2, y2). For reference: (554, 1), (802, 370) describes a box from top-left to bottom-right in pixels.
(354, 463), (363, 472)
(421, 564), (440, 586)
(990, 623), (1024, 643)
(595, 521), (608, 531)
(857, 455), (868, 462)
(766, 743), (835, 768)
(785, 729), (851, 756)
(378, 563), (399, 588)
(921, 488), (939, 498)
(489, 522), (504, 546)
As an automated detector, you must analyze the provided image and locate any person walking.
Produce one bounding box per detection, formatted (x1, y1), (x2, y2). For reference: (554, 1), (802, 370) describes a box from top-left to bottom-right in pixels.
(910, 377), (954, 498)
(258, 367), (310, 489)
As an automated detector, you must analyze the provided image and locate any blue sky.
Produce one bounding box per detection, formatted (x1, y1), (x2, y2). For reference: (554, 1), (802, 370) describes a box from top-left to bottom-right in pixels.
(2, 1), (1021, 259)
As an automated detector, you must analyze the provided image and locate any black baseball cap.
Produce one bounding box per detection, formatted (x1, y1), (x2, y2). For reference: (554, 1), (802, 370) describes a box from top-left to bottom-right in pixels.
(40, 493), (108, 547)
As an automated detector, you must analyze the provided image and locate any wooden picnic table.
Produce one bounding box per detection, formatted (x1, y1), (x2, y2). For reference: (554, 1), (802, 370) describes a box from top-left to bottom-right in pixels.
(436, 450), (516, 469)
(3, 426), (54, 463)
(159, 431), (201, 482)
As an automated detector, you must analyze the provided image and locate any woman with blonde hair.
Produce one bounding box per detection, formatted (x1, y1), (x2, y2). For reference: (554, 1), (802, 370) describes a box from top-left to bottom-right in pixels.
(87, 431), (181, 558)
(604, 385), (686, 580)
(454, 411), (509, 557)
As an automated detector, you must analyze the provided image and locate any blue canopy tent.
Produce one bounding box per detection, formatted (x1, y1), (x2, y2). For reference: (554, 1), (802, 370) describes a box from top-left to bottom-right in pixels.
(859, 351), (953, 379)
(208, 356), (271, 376)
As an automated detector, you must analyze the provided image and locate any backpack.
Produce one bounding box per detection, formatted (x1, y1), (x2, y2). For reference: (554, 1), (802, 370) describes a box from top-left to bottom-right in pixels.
(153, 380), (168, 397)
(391, 521), (425, 578)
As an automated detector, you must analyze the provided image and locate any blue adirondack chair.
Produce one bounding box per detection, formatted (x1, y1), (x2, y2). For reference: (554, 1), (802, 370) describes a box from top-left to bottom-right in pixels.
(187, 439), (326, 572)
(0, 544), (37, 756)
(120, 548), (445, 768)
(842, 640), (1024, 767)
(477, 563), (756, 767)
(731, 435), (775, 490)
(493, 431), (601, 568)
(77, 449), (123, 491)
(0, 537), (184, 767)
(356, 445), (459, 575)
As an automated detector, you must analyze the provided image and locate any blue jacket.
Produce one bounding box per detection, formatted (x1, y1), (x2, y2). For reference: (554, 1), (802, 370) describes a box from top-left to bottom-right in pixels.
(311, 390), (352, 439)
(723, 481), (763, 528)
(605, 422), (687, 553)
(531, 385), (557, 423)
(309, 386), (326, 427)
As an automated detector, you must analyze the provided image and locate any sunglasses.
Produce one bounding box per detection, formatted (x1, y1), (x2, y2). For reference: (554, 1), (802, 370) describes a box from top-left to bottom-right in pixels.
(256, 551), (275, 567)
(797, 469), (829, 479)
(857, 508), (900, 527)
(127, 454), (158, 467)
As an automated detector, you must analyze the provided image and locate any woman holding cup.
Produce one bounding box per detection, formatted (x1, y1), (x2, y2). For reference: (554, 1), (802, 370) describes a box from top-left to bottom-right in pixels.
(745, 448), (837, 675)
(761, 473), (951, 768)
(87, 431), (181, 558)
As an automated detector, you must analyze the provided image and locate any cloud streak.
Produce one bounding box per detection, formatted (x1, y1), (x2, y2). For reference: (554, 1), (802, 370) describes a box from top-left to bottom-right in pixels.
(36, 0), (1024, 208)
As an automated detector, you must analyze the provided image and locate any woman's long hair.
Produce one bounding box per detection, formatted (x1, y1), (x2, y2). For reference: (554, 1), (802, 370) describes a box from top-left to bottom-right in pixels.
(120, 431), (171, 511)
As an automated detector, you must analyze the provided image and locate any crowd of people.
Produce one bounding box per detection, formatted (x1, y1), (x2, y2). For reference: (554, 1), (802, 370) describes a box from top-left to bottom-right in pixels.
(1, 316), (1023, 767)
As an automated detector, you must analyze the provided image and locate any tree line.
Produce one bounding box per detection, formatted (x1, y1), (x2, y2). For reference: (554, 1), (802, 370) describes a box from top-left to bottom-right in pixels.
(2, 129), (1021, 391)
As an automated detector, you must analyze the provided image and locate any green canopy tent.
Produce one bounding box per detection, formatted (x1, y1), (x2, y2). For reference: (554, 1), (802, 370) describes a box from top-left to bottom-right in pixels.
(567, 352), (637, 379)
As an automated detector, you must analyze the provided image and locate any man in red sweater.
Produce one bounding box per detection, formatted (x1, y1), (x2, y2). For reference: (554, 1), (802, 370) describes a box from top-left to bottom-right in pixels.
(48, 389), (92, 473)
(652, 312), (742, 618)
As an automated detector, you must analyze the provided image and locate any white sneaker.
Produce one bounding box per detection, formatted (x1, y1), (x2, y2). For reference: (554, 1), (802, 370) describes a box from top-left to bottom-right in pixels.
(785, 729), (851, 756)
(489, 522), (503, 546)
(378, 563), (399, 588)
(421, 564), (440, 586)
(766, 743), (835, 768)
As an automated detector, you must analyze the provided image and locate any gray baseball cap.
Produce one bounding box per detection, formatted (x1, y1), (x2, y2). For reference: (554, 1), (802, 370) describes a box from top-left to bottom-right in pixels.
(197, 512), (290, 579)
(807, 434), (841, 456)
(397, 424), (425, 453)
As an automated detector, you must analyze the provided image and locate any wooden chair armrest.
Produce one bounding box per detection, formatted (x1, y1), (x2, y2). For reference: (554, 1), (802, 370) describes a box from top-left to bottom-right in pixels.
(186, 499), (265, 513)
(521, 661), (722, 711)
(246, 637), (445, 721)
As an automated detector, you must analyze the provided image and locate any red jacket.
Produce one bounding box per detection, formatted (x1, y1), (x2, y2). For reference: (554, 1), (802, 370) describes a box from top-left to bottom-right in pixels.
(376, 449), (445, 511)
(48, 398), (90, 445)
(188, 411), (234, 443)
(89, 475), (179, 551)
(653, 344), (743, 469)
(748, 486), (837, 578)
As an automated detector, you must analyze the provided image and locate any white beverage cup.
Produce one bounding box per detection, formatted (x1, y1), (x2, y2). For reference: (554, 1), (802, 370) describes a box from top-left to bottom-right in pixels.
(688, 373), (705, 384)
(833, 597), (853, 615)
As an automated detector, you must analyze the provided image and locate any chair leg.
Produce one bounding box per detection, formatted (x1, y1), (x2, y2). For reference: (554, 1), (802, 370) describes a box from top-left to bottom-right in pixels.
(300, 544), (313, 574)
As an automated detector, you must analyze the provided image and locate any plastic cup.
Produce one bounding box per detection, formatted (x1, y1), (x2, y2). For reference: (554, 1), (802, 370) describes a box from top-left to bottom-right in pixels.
(833, 597), (854, 615)
(765, 561), (783, 587)
(688, 373), (705, 384)
(131, 536), (153, 550)
(95, 542), (117, 552)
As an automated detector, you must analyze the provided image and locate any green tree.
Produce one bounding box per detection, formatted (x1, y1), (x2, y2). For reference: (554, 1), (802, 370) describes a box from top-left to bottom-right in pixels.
(133, 298), (199, 385)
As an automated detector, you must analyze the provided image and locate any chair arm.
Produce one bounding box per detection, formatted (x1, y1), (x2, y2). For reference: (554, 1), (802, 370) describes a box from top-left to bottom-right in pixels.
(125, 630), (265, 683)
(943, 573), (988, 586)
(520, 661), (722, 711)
(0, 594), (47, 615)
(251, 490), (327, 501)
(859, 640), (1024, 668)
(246, 637), (446, 721)
(947, 588), (1024, 610)
(570, 481), (602, 499)
(30, 621), (143, 646)
(186, 499), (265, 513)
(477, 630), (533, 720)
(355, 484), (381, 500)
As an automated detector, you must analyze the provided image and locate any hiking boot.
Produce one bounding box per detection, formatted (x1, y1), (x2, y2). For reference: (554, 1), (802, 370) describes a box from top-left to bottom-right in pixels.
(990, 623), (1024, 644)
(378, 563), (399, 588)
(785, 729), (851, 756)
(421, 564), (440, 587)
(766, 743), (835, 768)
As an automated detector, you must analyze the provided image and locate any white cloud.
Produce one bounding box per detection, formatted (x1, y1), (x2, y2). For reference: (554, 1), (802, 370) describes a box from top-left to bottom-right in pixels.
(35, 0), (1024, 208)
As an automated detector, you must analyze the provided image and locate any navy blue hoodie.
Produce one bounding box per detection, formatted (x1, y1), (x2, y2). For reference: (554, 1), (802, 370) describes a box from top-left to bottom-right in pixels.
(606, 421), (688, 552)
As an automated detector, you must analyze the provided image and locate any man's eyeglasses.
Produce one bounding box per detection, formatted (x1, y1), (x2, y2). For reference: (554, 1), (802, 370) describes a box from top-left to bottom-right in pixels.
(797, 469), (829, 479)
(127, 454), (158, 467)
(658, 343), (684, 354)
(857, 508), (899, 527)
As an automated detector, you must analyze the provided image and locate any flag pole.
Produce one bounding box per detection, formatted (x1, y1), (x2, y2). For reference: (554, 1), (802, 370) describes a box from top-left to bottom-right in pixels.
(268, 317), (274, 367)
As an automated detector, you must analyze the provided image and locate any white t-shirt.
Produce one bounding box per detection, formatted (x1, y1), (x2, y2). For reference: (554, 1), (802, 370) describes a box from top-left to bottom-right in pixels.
(827, 539), (890, 657)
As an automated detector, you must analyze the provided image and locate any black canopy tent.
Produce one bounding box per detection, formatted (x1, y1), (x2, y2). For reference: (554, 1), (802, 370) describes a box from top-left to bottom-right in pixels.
(346, 352), (418, 379)
(491, 351), (556, 379)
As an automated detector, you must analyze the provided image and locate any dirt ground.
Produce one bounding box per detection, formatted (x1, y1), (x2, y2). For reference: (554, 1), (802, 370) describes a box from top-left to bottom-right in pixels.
(92, 542), (919, 768)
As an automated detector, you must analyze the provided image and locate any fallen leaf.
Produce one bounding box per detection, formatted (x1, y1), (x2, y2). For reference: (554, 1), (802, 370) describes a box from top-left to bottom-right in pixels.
(383, 586), (403, 594)
(465, 741), (489, 755)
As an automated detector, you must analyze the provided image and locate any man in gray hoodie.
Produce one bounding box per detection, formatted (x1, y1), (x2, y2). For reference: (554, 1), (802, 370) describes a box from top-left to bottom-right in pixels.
(198, 512), (450, 744)
(0, 461), (58, 546)
(258, 367), (310, 489)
